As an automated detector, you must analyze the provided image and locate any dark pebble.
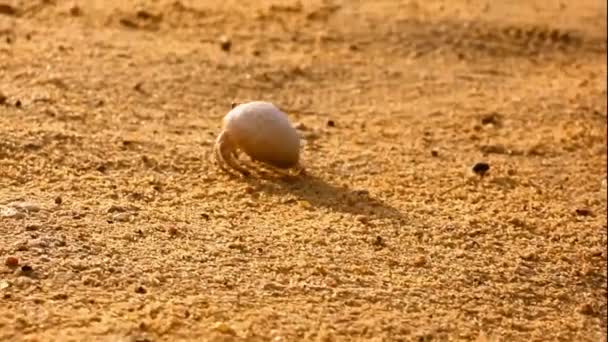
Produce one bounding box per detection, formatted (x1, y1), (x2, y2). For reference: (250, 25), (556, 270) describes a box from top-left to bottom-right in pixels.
(481, 112), (502, 126)
(575, 208), (592, 217)
(69, 5), (81, 16)
(219, 36), (231, 52)
(5, 256), (19, 267)
(472, 162), (490, 176)
(327, 120), (335, 127)
(373, 235), (386, 248)
(21, 265), (33, 272)
(135, 286), (147, 294)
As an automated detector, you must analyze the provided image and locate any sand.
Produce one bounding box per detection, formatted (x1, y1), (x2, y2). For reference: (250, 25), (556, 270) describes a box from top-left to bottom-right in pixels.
(0, 0), (606, 341)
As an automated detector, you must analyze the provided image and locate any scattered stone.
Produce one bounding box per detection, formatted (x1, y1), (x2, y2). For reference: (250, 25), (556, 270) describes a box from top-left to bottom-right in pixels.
(13, 201), (41, 212)
(294, 122), (307, 131)
(356, 215), (369, 224)
(13, 240), (28, 251)
(135, 286), (147, 294)
(24, 224), (39, 232)
(298, 200), (312, 209)
(136, 10), (161, 21)
(69, 5), (81, 16)
(112, 212), (133, 222)
(5, 256), (19, 267)
(1, 201), (41, 218)
(480, 112), (502, 126)
(0, 280), (10, 290)
(263, 282), (285, 291)
(20, 265), (33, 273)
(372, 235), (386, 249)
(27, 238), (50, 248)
(480, 144), (510, 155)
(0, 92), (6, 105)
(575, 208), (592, 217)
(430, 148), (439, 157)
(167, 227), (178, 236)
(119, 18), (139, 29)
(578, 303), (596, 315)
(0, 206), (23, 218)
(54, 196), (62, 205)
(15, 99), (21, 107)
(133, 82), (145, 93)
(472, 162), (490, 176)
(0, 3), (17, 16)
(218, 35), (231, 52)
(413, 256), (427, 267)
(51, 293), (68, 300)
(326, 119), (335, 127)
(520, 251), (538, 262)
(213, 322), (236, 335)
(107, 204), (139, 213)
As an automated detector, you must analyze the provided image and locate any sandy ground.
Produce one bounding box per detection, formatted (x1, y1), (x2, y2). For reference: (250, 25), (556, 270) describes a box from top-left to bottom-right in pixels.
(0, 0), (607, 341)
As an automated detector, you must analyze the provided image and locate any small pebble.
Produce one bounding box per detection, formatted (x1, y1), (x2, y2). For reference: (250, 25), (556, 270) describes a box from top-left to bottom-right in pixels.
(578, 303), (595, 315)
(372, 236), (386, 248)
(298, 200), (312, 209)
(480, 112), (502, 126)
(472, 162), (490, 176)
(0, 206), (22, 218)
(25, 224), (40, 231)
(20, 265), (33, 273)
(575, 208), (592, 217)
(413, 256), (427, 267)
(5, 257), (19, 267)
(213, 322), (236, 335)
(0, 4), (17, 16)
(0, 93), (6, 105)
(430, 149), (439, 157)
(168, 227), (178, 235)
(54, 196), (62, 205)
(69, 5), (81, 16)
(326, 119), (335, 127)
(219, 35), (231, 52)
(52, 293), (68, 300)
(356, 215), (369, 224)
(135, 286), (147, 294)
(10, 201), (41, 212)
(112, 212), (133, 222)
(15, 99), (21, 107)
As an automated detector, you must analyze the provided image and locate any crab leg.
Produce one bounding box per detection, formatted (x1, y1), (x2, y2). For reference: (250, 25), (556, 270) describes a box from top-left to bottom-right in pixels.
(215, 131), (250, 176)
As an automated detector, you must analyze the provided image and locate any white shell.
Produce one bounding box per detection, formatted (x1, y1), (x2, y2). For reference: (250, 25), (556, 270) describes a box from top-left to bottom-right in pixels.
(220, 101), (300, 169)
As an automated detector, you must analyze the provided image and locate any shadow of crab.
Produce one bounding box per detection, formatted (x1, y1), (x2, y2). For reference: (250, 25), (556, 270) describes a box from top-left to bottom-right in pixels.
(241, 171), (405, 223)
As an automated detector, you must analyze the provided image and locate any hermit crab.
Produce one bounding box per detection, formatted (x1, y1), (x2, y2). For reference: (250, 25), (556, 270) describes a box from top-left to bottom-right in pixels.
(214, 101), (303, 176)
